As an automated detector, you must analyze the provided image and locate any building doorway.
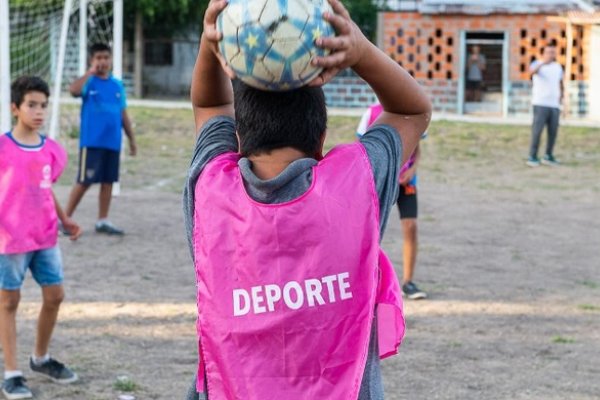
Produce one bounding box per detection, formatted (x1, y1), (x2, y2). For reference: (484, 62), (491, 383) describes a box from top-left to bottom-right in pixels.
(461, 32), (507, 115)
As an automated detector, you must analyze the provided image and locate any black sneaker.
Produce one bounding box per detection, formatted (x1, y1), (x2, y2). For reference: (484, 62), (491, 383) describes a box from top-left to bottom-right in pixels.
(526, 156), (541, 167)
(95, 220), (125, 235)
(402, 281), (427, 300)
(29, 357), (78, 384)
(541, 154), (560, 166)
(1, 376), (32, 400)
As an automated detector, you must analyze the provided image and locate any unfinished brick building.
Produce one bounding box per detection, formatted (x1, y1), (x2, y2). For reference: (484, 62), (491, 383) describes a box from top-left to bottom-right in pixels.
(374, 0), (600, 117)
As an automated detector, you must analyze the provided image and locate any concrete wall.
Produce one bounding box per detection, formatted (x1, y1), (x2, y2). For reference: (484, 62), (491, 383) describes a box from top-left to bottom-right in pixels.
(144, 40), (197, 96)
(589, 26), (600, 120)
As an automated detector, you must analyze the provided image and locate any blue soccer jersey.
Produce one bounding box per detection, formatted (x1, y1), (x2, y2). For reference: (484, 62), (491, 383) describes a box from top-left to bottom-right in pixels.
(80, 75), (127, 151)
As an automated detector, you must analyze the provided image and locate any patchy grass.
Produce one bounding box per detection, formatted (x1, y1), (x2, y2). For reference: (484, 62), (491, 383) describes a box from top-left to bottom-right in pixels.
(577, 304), (600, 312)
(113, 376), (138, 392)
(552, 336), (576, 344)
(55, 107), (600, 195)
(578, 280), (599, 289)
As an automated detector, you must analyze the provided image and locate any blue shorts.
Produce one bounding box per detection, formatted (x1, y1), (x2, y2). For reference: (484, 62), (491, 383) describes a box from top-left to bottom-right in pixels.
(0, 246), (64, 290)
(77, 147), (120, 184)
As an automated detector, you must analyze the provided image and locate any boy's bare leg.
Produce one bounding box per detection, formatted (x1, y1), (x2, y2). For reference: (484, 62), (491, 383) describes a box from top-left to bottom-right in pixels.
(66, 183), (90, 217)
(99, 183), (113, 220)
(33, 285), (64, 358)
(401, 218), (418, 283)
(0, 290), (21, 371)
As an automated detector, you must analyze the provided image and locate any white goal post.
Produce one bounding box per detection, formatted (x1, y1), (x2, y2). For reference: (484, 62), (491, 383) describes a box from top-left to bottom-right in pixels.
(0, 0), (123, 138)
(0, 0), (11, 133)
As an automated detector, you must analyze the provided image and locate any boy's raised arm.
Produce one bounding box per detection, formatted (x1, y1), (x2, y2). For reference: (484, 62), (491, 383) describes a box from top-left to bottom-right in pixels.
(191, 0), (235, 133)
(69, 70), (93, 97)
(312, 0), (431, 163)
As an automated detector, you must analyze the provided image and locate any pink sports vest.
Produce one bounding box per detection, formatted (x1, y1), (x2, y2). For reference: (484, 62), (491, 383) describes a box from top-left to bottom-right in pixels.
(367, 103), (383, 127)
(0, 134), (66, 254)
(193, 143), (404, 399)
(366, 103), (415, 175)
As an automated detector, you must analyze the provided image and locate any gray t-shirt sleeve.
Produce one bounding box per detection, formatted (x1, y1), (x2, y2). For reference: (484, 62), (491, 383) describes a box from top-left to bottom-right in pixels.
(183, 116), (238, 259)
(359, 125), (403, 238)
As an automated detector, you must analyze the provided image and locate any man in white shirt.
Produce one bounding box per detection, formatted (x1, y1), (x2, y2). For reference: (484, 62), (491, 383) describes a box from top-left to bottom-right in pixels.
(527, 44), (564, 167)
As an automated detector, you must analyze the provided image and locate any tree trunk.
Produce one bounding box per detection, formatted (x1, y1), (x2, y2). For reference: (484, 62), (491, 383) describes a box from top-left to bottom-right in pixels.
(134, 9), (144, 98)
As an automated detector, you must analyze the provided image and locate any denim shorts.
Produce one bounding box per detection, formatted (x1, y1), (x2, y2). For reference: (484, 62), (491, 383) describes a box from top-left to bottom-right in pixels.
(0, 246), (64, 290)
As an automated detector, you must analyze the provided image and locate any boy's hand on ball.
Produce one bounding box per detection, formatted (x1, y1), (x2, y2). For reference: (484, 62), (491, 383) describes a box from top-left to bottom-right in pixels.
(203, 0), (236, 79)
(309, 0), (367, 86)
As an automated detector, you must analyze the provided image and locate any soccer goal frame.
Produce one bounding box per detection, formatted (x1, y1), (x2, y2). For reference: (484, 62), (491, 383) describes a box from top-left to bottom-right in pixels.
(0, 0), (123, 138)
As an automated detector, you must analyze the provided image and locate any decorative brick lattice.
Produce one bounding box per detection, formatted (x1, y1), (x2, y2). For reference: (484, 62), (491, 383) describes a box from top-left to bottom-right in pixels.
(384, 12), (455, 81)
(383, 12), (590, 83)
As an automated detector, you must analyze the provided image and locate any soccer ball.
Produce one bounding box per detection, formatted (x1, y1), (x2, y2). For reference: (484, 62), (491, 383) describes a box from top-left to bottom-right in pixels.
(217, 0), (335, 91)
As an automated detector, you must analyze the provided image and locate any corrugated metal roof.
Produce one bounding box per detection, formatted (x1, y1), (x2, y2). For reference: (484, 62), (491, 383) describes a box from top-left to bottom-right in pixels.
(418, 0), (595, 14)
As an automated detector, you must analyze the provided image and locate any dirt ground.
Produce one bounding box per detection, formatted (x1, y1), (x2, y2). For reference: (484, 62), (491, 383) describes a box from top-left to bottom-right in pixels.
(6, 109), (600, 400)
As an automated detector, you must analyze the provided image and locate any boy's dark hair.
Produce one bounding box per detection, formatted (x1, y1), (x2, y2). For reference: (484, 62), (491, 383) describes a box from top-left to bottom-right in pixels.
(234, 81), (327, 157)
(90, 42), (112, 57)
(11, 76), (50, 107)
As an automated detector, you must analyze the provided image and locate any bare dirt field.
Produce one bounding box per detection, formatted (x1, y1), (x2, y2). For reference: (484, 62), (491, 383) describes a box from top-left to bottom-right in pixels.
(7, 108), (600, 400)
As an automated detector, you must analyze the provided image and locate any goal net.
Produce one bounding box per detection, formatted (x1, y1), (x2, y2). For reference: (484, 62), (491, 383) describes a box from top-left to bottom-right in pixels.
(0, 0), (119, 138)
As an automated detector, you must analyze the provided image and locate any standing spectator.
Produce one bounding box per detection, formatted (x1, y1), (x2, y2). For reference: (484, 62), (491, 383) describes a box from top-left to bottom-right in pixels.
(466, 45), (486, 102)
(65, 43), (137, 235)
(527, 44), (563, 167)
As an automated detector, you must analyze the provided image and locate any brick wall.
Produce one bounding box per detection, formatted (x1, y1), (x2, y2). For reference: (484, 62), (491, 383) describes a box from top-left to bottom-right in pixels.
(381, 12), (591, 82)
(508, 81), (533, 115)
(567, 81), (589, 117)
(323, 74), (458, 112)
(379, 11), (593, 117)
(419, 79), (459, 114)
(323, 75), (377, 108)
(324, 75), (589, 118)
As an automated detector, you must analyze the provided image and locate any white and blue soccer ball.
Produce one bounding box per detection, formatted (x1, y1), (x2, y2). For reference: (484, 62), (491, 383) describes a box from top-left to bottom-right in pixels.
(218, 0), (335, 91)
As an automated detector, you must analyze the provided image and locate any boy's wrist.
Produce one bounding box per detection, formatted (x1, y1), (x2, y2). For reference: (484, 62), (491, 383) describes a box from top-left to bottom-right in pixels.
(351, 41), (378, 76)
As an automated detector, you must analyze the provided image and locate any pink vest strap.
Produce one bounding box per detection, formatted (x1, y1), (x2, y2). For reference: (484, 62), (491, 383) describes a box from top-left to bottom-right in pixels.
(366, 103), (415, 176)
(193, 143), (404, 398)
(367, 103), (384, 126)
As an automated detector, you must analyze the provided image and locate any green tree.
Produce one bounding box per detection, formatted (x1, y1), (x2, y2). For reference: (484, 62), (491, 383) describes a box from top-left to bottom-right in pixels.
(124, 0), (209, 39)
(122, 0), (209, 97)
(120, 0), (381, 96)
(344, 0), (380, 42)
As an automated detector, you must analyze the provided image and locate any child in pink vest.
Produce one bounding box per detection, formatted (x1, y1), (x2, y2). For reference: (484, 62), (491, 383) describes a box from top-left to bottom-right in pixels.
(0, 76), (81, 399)
(184, 1), (431, 399)
(357, 103), (428, 300)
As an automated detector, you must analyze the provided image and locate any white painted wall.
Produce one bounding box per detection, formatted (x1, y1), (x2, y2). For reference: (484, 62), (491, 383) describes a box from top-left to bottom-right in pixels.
(589, 26), (600, 120)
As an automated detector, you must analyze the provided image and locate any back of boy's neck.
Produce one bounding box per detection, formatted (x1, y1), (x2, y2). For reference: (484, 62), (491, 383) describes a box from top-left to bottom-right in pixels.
(248, 147), (309, 180)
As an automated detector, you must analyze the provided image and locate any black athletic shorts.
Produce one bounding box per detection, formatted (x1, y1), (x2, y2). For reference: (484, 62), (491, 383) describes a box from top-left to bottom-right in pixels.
(397, 183), (417, 219)
(466, 80), (482, 90)
(76, 147), (120, 184)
